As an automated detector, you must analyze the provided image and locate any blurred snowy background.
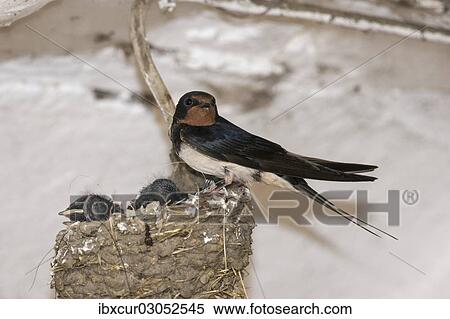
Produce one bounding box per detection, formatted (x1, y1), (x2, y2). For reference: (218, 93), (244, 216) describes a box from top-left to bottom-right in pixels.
(0, 0), (449, 298)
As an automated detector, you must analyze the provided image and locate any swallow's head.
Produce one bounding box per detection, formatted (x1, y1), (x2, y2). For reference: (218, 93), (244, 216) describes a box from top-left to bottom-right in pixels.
(174, 91), (217, 126)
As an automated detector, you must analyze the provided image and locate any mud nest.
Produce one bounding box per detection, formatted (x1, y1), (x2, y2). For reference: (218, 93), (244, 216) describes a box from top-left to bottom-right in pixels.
(51, 184), (255, 298)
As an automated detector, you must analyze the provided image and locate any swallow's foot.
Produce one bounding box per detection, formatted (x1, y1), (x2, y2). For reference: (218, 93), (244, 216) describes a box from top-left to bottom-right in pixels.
(201, 179), (217, 192)
(224, 168), (234, 186)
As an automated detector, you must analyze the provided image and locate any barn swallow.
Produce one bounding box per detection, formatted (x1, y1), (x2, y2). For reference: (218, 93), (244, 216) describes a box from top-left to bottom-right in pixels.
(130, 178), (189, 210)
(170, 91), (397, 239)
(58, 195), (89, 222)
(59, 194), (122, 222)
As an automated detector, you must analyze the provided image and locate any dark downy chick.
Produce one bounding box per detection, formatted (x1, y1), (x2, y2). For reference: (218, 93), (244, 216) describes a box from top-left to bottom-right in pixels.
(59, 194), (122, 222)
(132, 178), (189, 210)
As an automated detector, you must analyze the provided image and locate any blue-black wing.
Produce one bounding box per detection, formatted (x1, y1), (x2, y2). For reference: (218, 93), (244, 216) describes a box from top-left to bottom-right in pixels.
(180, 117), (377, 182)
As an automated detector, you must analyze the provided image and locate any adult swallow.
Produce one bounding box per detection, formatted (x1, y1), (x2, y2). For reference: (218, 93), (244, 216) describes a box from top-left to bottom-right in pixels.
(170, 91), (397, 239)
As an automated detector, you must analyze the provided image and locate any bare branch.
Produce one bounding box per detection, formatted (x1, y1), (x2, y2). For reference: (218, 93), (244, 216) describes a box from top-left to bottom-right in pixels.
(130, 0), (176, 127)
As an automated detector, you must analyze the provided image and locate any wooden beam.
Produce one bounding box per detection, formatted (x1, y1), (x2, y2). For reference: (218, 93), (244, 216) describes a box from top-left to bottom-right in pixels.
(177, 0), (450, 43)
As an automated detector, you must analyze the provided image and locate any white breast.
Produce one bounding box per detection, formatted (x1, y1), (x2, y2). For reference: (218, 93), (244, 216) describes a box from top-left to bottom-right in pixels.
(178, 143), (296, 189)
(178, 144), (257, 183)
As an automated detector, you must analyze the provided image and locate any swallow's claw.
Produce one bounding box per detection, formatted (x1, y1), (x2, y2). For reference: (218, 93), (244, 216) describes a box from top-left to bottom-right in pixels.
(224, 168), (234, 186)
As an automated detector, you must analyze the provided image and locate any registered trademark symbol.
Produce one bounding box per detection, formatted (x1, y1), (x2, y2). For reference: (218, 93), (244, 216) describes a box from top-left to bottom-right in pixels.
(402, 190), (419, 205)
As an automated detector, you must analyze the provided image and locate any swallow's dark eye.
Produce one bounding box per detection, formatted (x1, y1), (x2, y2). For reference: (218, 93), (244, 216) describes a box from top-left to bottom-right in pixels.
(184, 98), (193, 107)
